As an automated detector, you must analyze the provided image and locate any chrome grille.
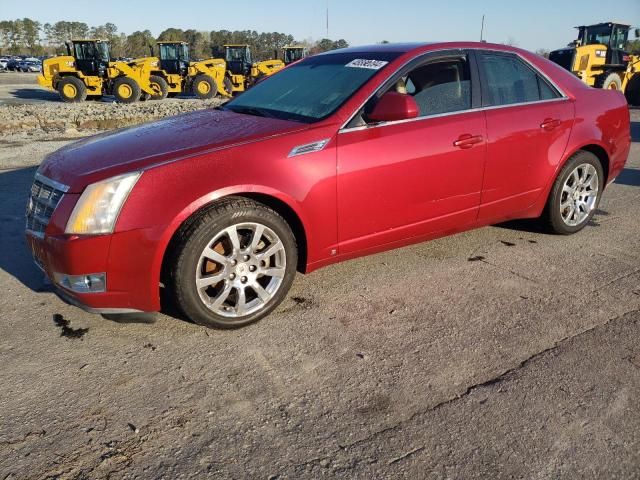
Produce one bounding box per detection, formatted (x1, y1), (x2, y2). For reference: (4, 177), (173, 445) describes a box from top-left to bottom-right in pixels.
(26, 173), (68, 237)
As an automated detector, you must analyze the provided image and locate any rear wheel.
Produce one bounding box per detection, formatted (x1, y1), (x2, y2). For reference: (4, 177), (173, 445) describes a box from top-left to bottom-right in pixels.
(541, 151), (603, 235)
(149, 75), (169, 100)
(57, 77), (87, 103)
(596, 71), (622, 91)
(193, 74), (217, 99)
(167, 198), (297, 328)
(113, 77), (141, 103)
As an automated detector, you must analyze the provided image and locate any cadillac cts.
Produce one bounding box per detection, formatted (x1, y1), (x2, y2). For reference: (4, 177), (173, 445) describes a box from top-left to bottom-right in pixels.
(26, 42), (631, 328)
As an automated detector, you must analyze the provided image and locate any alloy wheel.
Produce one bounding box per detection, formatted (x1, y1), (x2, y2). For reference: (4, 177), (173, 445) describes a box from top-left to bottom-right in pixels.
(560, 163), (599, 226)
(195, 222), (286, 318)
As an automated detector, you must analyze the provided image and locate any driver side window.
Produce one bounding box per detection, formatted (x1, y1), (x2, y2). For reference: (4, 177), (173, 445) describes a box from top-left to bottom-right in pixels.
(386, 56), (472, 118)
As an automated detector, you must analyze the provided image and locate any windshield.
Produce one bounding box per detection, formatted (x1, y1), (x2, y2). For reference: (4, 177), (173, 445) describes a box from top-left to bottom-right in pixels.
(285, 48), (305, 64)
(97, 42), (110, 62)
(226, 47), (249, 62)
(223, 51), (401, 123)
(74, 42), (109, 62)
(181, 44), (190, 61)
(579, 25), (629, 48)
(160, 44), (185, 61)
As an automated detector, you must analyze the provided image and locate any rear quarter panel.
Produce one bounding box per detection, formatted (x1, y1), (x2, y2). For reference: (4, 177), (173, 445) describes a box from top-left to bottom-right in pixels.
(564, 88), (630, 184)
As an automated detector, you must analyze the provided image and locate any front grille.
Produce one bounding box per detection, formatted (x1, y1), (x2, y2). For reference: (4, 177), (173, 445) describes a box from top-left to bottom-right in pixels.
(26, 173), (68, 237)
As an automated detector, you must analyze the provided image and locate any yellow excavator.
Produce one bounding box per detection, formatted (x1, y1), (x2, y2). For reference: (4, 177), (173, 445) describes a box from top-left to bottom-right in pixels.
(221, 44), (285, 93)
(141, 41), (233, 100)
(37, 39), (158, 103)
(283, 45), (309, 65)
(549, 22), (640, 104)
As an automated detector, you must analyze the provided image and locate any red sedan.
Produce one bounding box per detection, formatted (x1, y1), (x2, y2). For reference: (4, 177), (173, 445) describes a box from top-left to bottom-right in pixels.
(27, 42), (631, 328)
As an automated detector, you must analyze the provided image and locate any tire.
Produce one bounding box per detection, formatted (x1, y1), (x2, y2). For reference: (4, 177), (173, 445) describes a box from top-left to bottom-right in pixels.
(625, 74), (640, 106)
(192, 74), (217, 99)
(112, 77), (141, 103)
(149, 75), (169, 100)
(167, 197), (298, 329)
(57, 76), (87, 103)
(541, 151), (604, 235)
(595, 71), (622, 91)
(223, 76), (233, 95)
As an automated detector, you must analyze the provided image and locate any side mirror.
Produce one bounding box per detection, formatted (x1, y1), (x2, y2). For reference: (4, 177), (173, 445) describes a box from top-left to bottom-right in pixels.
(369, 91), (419, 123)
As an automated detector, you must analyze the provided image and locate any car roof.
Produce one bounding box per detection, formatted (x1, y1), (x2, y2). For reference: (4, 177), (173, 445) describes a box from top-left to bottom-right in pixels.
(318, 41), (527, 56)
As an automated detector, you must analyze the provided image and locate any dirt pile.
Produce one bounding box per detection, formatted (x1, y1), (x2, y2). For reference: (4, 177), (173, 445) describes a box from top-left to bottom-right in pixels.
(0, 98), (227, 135)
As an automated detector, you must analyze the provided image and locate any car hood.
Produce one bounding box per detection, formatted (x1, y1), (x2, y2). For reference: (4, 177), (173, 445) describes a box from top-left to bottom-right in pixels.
(38, 108), (308, 192)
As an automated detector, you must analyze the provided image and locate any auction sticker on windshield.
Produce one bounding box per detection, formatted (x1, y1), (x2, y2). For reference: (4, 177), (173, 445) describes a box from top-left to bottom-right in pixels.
(345, 59), (389, 70)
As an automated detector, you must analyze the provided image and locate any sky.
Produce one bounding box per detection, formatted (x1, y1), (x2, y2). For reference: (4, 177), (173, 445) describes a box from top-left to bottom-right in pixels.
(1, 0), (639, 51)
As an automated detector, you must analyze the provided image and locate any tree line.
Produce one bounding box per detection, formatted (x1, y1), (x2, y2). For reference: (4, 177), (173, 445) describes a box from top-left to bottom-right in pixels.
(0, 18), (350, 60)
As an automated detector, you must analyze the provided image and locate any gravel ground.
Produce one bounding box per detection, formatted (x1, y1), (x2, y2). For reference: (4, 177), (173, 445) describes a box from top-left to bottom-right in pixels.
(0, 86), (639, 478)
(0, 72), (226, 135)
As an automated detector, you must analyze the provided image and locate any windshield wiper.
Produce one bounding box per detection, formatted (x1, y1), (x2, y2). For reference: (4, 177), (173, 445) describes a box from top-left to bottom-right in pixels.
(225, 105), (275, 119)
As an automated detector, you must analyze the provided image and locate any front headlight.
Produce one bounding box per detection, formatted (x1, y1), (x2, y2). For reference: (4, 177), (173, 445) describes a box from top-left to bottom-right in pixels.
(65, 172), (141, 234)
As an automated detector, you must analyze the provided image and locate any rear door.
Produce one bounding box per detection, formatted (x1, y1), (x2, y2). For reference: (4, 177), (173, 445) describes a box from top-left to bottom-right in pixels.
(476, 51), (574, 221)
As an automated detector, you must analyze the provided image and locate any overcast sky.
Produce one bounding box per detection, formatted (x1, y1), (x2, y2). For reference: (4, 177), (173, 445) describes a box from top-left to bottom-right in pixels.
(2, 0), (639, 51)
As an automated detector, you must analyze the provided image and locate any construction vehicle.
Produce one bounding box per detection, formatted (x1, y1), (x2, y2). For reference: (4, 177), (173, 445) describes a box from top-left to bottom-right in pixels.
(141, 41), (233, 100)
(283, 45), (309, 65)
(221, 44), (285, 93)
(37, 39), (158, 103)
(549, 22), (640, 104)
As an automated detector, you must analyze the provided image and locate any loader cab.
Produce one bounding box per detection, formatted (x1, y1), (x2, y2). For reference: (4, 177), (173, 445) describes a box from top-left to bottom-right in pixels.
(224, 45), (253, 76)
(158, 42), (190, 75)
(283, 46), (308, 65)
(68, 40), (110, 77)
(576, 22), (631, 66)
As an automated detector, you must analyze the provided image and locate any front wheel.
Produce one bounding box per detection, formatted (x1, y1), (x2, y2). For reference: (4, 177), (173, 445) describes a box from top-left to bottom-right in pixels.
(541, 151), (603, 234)
(112, 77), (141, 103)
(192, 74), (217, 99)
(168, 198), (298, 328)
(149, 75), (169, 100)
(57, 76), (87, 103)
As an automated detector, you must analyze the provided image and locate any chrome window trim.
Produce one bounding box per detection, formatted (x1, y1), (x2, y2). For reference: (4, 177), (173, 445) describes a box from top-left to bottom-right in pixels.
(339, 97), (571, 133)
(338, 46), (570, 134)
(34, 172), (70, 193)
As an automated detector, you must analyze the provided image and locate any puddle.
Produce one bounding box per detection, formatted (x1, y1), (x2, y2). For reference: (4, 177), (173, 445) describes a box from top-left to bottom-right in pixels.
(53, 313), (88, 340)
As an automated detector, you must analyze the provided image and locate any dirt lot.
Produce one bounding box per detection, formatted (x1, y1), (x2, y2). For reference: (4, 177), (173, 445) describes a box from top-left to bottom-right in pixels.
(0, 76), (639, 479)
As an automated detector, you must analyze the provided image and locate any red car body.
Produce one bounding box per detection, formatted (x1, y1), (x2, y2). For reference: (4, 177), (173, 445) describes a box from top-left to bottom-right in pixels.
(27, 42), (631, 314)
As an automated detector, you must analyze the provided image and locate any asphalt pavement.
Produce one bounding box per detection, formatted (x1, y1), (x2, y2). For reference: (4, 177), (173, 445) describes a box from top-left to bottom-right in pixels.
(0, 107), (638, 479)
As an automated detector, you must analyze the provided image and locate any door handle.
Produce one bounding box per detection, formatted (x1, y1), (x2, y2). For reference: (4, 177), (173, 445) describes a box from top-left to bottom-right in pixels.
(540, 118), (561, 131)
(453, 134), (483, 149)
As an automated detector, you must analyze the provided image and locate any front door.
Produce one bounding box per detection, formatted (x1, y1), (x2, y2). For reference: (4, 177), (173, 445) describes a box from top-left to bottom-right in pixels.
(336, 52), (486, 254)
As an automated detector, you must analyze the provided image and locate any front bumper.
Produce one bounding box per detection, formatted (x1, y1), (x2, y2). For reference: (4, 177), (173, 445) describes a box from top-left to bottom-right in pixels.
(26, 227), (161, 314)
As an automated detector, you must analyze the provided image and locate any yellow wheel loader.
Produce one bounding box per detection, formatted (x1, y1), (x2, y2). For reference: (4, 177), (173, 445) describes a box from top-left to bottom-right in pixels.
(37, 39), (158, 103)
(140, 42), (233, 100)
(283, 45), (309, 65)
(221, 45), (285, 93)
(549, 22), (640, 105)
